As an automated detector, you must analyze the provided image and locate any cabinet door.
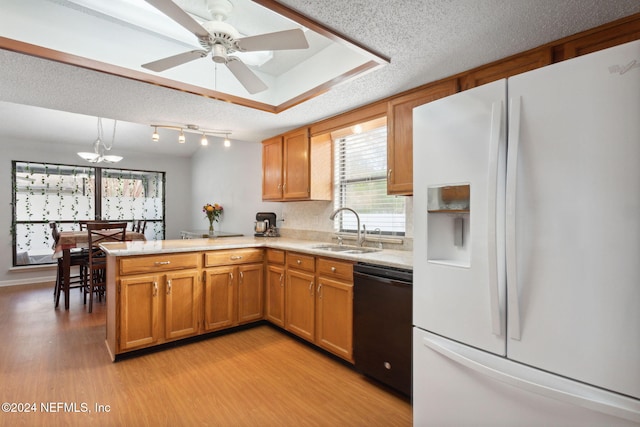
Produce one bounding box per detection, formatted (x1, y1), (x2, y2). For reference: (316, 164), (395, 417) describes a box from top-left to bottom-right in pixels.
(203, 266), (235, 332)
(285, 269), (315, 341)
(387, 79), (458, 195)
(265, 264), (285, 327)
(237, 263), (264, 324)
(165, 270), (200, 340)
(119, 274), (160, 351)
(262, 136), (283, 200)
(283, 128), (310, 200)
(316, 276), (354, 361)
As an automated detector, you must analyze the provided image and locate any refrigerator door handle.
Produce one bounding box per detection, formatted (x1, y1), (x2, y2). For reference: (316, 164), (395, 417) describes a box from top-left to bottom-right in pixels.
(506, 96), (522, 341)
(422, 334), (640, 423)
(487, 100), (503, 337)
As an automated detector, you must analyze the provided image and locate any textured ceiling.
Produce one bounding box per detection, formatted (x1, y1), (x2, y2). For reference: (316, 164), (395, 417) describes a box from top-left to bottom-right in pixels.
(1, 0), (639, 157)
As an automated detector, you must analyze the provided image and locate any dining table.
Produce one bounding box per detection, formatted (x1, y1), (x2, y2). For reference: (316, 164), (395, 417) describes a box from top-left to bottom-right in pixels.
(53, 230), (147, 310)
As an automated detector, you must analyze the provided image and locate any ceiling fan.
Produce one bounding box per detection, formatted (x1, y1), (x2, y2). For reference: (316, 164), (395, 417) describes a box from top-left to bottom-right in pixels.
(142, 0), (309, 94)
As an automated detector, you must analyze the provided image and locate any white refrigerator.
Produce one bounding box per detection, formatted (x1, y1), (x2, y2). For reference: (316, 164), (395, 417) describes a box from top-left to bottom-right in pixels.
(412, 39), (640, 426)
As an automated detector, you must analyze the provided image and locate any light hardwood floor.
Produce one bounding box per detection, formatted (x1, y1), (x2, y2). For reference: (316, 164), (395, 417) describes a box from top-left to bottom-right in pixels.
(0, 283), (411, 426)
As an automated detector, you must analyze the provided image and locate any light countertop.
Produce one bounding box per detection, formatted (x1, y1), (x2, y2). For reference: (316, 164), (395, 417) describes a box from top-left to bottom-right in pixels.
(100, 236), (413, 269)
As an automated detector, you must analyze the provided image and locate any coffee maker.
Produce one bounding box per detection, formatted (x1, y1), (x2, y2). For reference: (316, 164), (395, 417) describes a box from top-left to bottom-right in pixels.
(254, 212), (277, 237)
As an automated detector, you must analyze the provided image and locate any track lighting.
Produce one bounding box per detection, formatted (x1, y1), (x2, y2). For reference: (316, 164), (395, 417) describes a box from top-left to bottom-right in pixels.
(150, 124), (232, 147)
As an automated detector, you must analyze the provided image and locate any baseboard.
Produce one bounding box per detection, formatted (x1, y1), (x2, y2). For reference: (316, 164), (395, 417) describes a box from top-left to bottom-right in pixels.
(0, 276), (56, 288)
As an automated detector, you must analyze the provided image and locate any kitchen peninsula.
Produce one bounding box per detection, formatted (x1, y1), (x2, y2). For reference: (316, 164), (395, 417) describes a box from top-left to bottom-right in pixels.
(101, 237), (412, 362)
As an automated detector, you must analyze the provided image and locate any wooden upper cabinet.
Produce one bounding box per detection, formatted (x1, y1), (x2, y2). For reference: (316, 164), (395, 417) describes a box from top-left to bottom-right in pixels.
(556, 15), (640, 60)
(262, 128), (332, 201)
(387, 79), (458, 195)
(262, 135), (283, 200)
(283, 128), (311, 200)
(459, 47), (552, 90)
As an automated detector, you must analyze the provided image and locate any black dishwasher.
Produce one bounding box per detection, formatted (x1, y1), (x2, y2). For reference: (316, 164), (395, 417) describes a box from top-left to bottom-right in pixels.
(353, 262), (412, 397)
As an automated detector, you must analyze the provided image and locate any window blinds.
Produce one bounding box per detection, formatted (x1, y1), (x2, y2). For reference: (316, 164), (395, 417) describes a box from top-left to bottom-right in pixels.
(334, 126), (405, 235)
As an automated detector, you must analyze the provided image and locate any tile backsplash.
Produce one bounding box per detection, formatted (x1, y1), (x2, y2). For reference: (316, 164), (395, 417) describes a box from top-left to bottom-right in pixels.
(274, 198), (413, 251)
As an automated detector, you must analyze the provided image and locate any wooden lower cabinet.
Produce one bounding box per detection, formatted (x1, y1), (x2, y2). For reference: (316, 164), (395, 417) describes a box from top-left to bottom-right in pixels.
(285, 267), (316, 341)
(316, 275), (353, 362)
(119, 274), (159, 351)
(106, 247), (354, 363)
(315, 257), (354, 362)
(203, 266), (235, 332)
(265, 249), (286, 327)
(284, 252), (354, 362)
(237, 263), (264, 324)
(165, 270), (201, 340)
(202, 259), (264, 332)
(118, 269), (200, 352)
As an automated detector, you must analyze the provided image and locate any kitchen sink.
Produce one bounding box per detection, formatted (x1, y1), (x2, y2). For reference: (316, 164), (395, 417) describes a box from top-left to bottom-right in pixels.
(311, 244), (381, 254)
(344, 248), (381, 254)
(312, 244), (354, 252)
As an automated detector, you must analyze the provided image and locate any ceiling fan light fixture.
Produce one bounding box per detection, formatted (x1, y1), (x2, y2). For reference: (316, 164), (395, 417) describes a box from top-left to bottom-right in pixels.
(224, 134), (231, 147)
(212, 43), (228, 63)
(178, 130), (186, 144)
(152, 126), (159, 142)
(141, 1), (310, 95)
(201, 133), (208, 146)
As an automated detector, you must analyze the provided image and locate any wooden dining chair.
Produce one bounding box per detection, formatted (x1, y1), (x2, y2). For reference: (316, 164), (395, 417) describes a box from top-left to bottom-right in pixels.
(50, 222), (88, 308)
(133, 219), (147, 234)
(79, 220), (111, 230)
(85, 222), (127, 313)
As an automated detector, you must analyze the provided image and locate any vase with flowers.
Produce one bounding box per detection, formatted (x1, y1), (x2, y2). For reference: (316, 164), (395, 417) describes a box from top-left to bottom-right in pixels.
(203, 203), (223, 236)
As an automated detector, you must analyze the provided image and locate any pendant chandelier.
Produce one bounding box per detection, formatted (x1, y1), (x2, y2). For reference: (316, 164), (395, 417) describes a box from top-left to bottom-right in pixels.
(77, 118), (123, 163)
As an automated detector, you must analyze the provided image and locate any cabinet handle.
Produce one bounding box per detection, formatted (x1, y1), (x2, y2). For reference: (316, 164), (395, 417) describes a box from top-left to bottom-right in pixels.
(154, 261), (171, 265)
(229, 272), (233, 282)
(309, 281), (314, 296)
(240, 271), (244, 283)
(296, 259), (302, 265)
(166, 279), (172, 295)
(283, 183), (287, 192)
(317, 284), (322, 298)
(279, 273), (284, 286)
(153, 281), (158, 296)
(230, 255), (243, 260)
(277, 183), (282, 190)
(331, 266), (336, 273)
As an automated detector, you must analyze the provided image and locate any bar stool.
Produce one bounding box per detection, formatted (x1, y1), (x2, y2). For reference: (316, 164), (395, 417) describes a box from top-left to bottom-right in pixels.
(85, 222), (127, 313)
(50, 222), (88, 308)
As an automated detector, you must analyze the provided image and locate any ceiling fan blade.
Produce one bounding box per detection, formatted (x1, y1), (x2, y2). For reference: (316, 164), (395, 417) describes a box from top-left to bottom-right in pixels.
(144, 0), (210, 39)
(142, 50), (208, 72)
(236, 28), (309, 52)
(226, 57), (268, 94)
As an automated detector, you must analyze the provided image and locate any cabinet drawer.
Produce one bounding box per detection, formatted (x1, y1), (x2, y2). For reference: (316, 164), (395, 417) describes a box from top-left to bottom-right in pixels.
(317, 257), (354, 282)
(286, 252), (315, 272)
(266, 248), (285, 264)
(204, 248), (264, 266)
(120, 253), (199, 275)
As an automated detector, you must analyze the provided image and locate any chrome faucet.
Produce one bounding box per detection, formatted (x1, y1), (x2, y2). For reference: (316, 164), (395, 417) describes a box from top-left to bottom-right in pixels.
(329, 207), (366, 247)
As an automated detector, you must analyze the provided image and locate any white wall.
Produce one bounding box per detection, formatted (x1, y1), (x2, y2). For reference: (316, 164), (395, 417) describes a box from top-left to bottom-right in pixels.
(190, 138), (281, 236)
(0, 136), (192, 286)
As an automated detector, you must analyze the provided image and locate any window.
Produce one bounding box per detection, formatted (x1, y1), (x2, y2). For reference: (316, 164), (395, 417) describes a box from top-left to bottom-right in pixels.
(333, 119), (405, 236)
(12, 161), (165, 266)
